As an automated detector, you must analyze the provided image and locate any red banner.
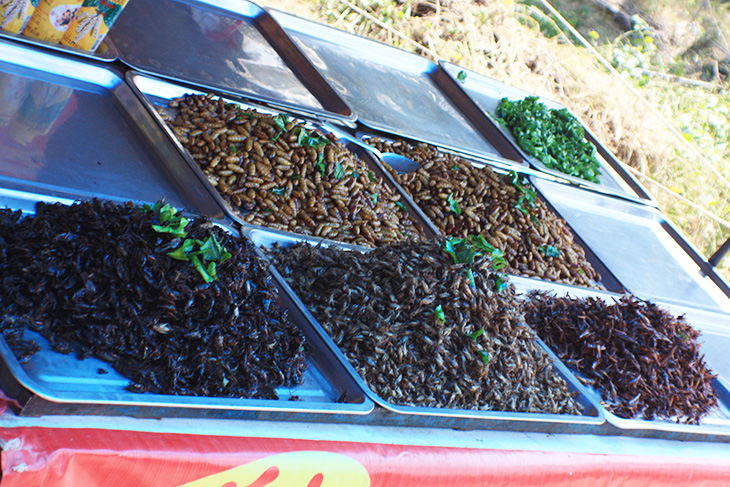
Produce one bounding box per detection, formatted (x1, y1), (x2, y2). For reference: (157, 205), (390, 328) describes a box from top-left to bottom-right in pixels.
(2, 425), (730, 487)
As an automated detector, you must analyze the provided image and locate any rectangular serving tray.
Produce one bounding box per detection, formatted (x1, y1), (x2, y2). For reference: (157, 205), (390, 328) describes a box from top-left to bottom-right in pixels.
(0, 189), (373, 418)
(267, 9), (526, 165)
(510, 276), (730, 442)
(356, 130), (626, 294)
(0, 38), (226, 220)
(110, 0), (353, 123)
(533, 178), (730, 312)
(125, 71), (441, 243)
(439, 61), (654, 203)
(243, 225), (607, 434)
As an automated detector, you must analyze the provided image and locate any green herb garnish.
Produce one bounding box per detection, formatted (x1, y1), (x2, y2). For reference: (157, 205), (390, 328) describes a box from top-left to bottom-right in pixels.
(539, 244), (560, 258)
(294, 127), (331, 148)
(273, 113), (290, 132)
(145, 201), (231, 283)
(444, 235), (502, 266)
(292, 173), (301, 181)
(271, 114), (290, 142)
(495, 275), (508, 293)
(467, 328), (484, 340)
(368, 171), (377, 183)
(434, 305), (446, 326)
(497, 97), (601, 183)
(316, 161), (326, 177)
(457, 70), (467, 83)
(477, 350), (490, 365)
(395, 201), (407, 211)
(447, 193), (462, 215)
(334, 163), (345, 180)
(271, 187), (287, 196)
(144, 201), (189, 238)
(444, 235), (508, 292)
(371, 193), (378, 205)
(509, 170), (537, 215)
(168, 234), (232, 283)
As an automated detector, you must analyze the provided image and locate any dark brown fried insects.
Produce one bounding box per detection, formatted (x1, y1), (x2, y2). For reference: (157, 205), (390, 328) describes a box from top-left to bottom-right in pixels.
(369, 137), (602, 289)
(159, 93), (424, 247)
(268, 238), (582, 414)
(0, 200), (307, 399)
(523, 292), (718, 423)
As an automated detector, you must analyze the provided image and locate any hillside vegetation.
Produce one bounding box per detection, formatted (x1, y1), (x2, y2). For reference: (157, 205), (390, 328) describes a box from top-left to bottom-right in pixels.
(259, 0), (730, 278)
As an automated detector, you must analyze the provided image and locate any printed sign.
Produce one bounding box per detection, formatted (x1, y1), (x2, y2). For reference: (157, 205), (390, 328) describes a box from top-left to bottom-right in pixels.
(178, 451), (370, 487)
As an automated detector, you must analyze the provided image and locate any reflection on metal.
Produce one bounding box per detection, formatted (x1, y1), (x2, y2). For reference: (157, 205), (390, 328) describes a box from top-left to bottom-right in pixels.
(0, 39), (224, 217)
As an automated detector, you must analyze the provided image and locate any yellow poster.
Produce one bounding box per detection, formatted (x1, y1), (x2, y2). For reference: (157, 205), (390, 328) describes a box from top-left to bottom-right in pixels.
(178, 451), (370, 487)
(59, 0), (128, 51)
(0, 0), (39, 33)
(22, 0), (84, 43)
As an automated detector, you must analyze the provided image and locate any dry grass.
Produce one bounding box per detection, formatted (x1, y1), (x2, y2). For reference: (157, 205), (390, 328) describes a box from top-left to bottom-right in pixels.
(258, 0), (730, 278)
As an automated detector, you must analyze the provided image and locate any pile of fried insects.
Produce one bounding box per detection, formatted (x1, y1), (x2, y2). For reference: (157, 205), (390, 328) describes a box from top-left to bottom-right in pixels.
(268, 236), (583, 414)
(0, 199), (307, 399)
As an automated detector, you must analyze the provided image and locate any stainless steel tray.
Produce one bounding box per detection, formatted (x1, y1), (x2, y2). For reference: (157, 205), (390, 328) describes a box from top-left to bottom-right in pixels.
(267, 9), (526, 165)
(439, 62), (654, 203)
(125, 71), (440, 242)
(510, 276), (730, 441)
(0, 190), (373, 418)
(356, 130), (626, 293)
(110, 0), (353, 123)
(0, 30), (117, 62)
(533, 178), (730, 312)
(0, 39), (225, 220)
(244, 226), (606, 433)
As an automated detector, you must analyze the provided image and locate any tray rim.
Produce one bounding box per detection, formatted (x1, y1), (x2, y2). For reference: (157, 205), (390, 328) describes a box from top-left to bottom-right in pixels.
(0, 30), (118, 62)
